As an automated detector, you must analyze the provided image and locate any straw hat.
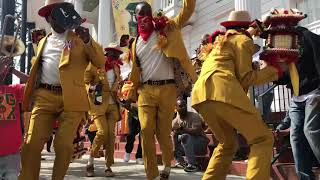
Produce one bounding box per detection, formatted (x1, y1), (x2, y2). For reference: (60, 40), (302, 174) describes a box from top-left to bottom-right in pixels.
(105, 43), (123, 54)
(221, 11), (252, 28)
(0, 35), (25, 57)
(38, 0), (71, 17)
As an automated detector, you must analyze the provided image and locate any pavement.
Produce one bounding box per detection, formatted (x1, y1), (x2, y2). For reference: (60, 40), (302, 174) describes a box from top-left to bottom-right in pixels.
(39, 152), (244, 180)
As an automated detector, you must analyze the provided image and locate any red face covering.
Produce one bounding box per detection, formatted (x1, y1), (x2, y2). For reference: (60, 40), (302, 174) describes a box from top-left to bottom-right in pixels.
(105, 57), (123, 72)
(137, 15), (154, 41)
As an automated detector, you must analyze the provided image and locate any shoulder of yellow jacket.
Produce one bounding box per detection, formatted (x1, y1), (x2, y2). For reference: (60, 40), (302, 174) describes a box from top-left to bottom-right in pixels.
(167, 19), (179, 32)
(38, 36), (48, 47)
(227, 31), (252, 44)
(68, 31), (77, 37)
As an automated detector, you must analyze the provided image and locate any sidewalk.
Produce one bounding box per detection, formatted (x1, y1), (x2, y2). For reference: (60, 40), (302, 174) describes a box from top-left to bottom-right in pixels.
(39, 152), (244, 180)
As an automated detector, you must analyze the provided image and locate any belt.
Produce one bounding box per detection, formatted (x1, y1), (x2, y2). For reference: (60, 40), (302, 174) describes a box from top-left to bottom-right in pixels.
(143, 79), (175, 86)
(39, 83), (62, 93)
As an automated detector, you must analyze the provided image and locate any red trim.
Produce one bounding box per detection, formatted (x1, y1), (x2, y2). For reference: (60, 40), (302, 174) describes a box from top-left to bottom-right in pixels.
(260, 51), (299, 64)
(105, 57), (123, 72)
(220, 21), (252, 28)
(270, 63), (284, 78)
(208, 30), (225, 43)
(264, 15), (306, 26)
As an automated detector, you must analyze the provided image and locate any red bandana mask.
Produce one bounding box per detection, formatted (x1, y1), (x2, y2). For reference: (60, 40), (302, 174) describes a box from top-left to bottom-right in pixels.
(137, 15), (155, 41)
(105, 57), (123, 72)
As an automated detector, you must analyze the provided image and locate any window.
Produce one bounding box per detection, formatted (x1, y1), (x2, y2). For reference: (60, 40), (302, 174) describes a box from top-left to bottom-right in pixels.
(296, 0), (320, 25)
(161, 0), (183, 11)
(161, 0), (174, 10)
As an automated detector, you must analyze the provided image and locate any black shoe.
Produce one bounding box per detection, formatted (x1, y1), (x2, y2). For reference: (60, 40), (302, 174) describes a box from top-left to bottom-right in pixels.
(86, 164), (95, 177)
(174, 161), (187, 168)
(184, 164), (199, 172)
(46, 136), (53, 152)
(160, 170), (170, 180)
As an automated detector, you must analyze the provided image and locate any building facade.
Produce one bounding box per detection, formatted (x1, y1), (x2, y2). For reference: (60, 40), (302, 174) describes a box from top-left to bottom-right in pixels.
(159, 0), (320, 57)
(27, 0), (320, 52)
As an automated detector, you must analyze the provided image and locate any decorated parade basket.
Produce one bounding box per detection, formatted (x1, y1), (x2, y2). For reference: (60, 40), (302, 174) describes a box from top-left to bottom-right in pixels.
(259, 9), (307, 96)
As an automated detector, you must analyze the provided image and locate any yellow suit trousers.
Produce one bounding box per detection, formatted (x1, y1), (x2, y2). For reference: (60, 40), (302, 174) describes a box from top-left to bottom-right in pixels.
(138, 84), (177, 180)
(19, 89), (84, 180)
(90, 104), (119, 167)
(195, 101), (274, 180)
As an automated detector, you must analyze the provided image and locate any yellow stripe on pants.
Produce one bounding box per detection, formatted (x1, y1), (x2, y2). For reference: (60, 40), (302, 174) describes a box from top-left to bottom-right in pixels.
(19, 89), (84, 180)
(90, 104), (119, 167)
(138, 84), (177, 180)
(195, 100), (274, 180)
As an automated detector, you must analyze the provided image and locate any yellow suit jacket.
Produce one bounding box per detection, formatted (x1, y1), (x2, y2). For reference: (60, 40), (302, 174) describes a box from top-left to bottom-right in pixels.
(23, 31), (105, 112)
(84, 63), (110, 100)
(127, 0), (198, 102)
(84, 63), (120, 115)
(192, 30), (279, 113)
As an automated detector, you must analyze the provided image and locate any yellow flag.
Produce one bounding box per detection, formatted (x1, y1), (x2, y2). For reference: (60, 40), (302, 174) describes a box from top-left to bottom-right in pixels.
(112, 0), (153, 39)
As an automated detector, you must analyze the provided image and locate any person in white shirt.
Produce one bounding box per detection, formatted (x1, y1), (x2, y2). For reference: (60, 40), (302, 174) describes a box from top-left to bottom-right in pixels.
(19, 0), (105, 179)
(84, 43), (122, 177)
(124, 1), (197, 180)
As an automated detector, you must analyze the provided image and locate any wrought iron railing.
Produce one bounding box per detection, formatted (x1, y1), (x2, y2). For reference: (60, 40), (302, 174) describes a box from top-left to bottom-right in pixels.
(253, 83), (292, 128)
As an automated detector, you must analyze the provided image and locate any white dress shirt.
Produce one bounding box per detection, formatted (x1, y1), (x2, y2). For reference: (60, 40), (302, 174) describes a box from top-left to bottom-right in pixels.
(120, 61), (132, 80)
(136, 32), (174, 82)
(40, 29), (67, 85)
(107, 69), (116, 104)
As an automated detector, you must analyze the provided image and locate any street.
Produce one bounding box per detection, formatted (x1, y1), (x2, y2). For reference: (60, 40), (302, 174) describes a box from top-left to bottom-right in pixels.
(39, 152), (244, 180)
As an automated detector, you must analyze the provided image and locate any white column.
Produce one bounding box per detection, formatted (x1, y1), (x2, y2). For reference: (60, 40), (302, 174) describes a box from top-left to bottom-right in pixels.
(98, 0), (114, 47)
(287, 0), (297, 9)
(74, 0), (84, 15)
(153, 0), (162, 11)
(235, 0), (262, 46)
(182, 25), (193, 56)
(235, 0), (261, 19)
(73, 0), (96, 41)
(235, 0), (262, 104)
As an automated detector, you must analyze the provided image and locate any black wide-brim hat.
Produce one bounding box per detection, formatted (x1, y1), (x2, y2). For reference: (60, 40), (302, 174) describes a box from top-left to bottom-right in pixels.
(38, 0), (71, 17)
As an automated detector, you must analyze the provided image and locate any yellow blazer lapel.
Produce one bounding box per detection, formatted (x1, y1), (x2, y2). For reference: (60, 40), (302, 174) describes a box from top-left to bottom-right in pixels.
(59, 32), (73, 68)
(33, 34), (49, 65)
(22, 34), (49, 111)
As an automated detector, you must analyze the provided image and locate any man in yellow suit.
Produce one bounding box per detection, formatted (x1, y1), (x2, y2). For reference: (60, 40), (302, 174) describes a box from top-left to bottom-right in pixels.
(192, 11), (287, 180)
(126, 1), (197, 179)
(84, 43), (122, 177)
(19, 0), (105, 179)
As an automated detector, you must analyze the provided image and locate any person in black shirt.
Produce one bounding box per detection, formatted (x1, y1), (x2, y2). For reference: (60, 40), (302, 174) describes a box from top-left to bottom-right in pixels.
(275, 26), (320, 180)
(123, 105), (143, 165)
